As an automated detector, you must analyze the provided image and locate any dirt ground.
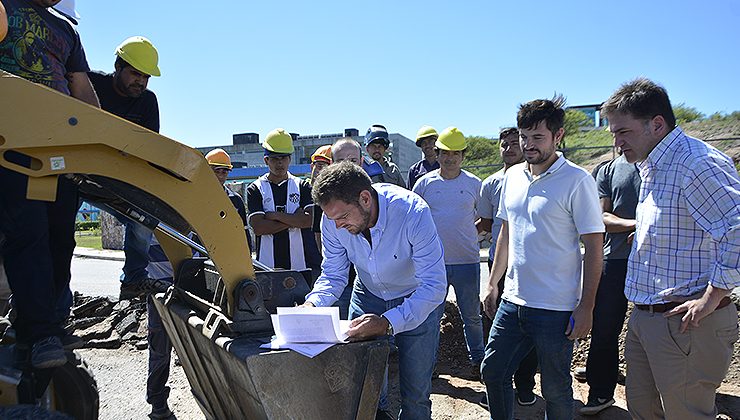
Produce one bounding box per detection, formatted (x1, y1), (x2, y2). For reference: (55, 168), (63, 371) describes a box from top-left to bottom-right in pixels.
(78, 298), (740, 420)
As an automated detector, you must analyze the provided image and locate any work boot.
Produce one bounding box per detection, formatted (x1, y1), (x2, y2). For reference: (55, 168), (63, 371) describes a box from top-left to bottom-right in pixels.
(478, 393), (489, 410)
(463, 362), (482, 382)
(149, 403), (174, 419)
(579, 397), (615, 415)
(516, 390), (537, 406)
(31, 336), (67, 369)
(120, 277), (170, 300)
(61, 333), (84, 350)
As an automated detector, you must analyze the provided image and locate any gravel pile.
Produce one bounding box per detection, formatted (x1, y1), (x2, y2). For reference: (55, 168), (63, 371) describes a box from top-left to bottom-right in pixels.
(66, 293), (149, 350)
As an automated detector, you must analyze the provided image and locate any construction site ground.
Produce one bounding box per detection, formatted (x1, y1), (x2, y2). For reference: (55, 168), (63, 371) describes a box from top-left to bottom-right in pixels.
(76, 292), (740, 420)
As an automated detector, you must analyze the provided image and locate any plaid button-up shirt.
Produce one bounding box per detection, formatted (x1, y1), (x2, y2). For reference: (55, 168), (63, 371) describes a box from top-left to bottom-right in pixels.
(625, 127), (740, 304)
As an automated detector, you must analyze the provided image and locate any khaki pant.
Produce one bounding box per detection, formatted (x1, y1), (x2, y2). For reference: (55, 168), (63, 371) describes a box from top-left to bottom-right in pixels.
(625, 303), (738, 420)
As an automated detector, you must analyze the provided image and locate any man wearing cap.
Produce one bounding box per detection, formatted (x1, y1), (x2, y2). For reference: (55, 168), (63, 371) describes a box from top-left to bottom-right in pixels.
(247, 129), (321, 276)
(87, 36), (166, 301)
(364, 124), (407, 188)
(480, 97), (604, 420)
(413, 127), (486, 380)
(407, 126), (440, 189)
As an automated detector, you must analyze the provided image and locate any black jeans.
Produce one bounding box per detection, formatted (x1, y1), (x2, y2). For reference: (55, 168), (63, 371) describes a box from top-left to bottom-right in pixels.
(586, 259), (628, 400)
(0, 163), (76, 343)
(146, 294), (172, 409)
(487, 260), (538, 395)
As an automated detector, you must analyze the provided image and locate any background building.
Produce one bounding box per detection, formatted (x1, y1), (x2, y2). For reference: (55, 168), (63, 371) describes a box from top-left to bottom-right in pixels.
(194, 127), (418, 184)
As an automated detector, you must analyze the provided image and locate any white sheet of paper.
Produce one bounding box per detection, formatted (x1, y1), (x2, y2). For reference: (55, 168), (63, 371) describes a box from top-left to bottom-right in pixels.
(272, 307), (350, 344)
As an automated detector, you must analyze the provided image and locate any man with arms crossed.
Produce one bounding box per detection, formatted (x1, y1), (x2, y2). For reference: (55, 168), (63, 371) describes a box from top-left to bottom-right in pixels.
(304, 162), (447, 420)
(602, 78), (739, 420)
(480, 96), (604, 420)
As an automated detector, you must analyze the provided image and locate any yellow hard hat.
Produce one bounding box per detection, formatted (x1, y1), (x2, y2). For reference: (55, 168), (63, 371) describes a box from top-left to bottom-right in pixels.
(115, 36), (161, 77)
(263, 128), (294, 155)
(311, 145), (332, 164)
(205, 148), (233, 169)
(436, 127), (467, 151)
(415, 125), (438, 146)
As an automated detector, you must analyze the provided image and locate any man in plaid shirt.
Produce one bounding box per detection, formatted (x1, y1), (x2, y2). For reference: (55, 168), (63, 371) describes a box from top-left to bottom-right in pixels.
(602, 78), (739, 420)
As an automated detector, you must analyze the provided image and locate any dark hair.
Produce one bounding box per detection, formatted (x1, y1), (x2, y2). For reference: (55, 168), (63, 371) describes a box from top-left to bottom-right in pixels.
(517, 94), (566, 136)
(601, 78), (676, 128)
(499, 127), (518, 140)
(312, 161), (372, 207)
(114, 56), (133, 71)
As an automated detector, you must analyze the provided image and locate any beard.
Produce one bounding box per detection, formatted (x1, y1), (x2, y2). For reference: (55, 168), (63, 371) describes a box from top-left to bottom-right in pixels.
(524, 148), (553, 165)
(115, 77), (144, 98)
(347, 205), (372, 235)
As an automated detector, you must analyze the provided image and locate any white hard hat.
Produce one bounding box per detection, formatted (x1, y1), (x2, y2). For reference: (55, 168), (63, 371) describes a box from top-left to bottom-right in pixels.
(54, 0), (81, 20)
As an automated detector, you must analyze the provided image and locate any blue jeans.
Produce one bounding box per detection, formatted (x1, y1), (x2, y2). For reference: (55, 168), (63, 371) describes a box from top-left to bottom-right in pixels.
(350, 280), (443, 420)
(586, 259), (628, 400)
(146, 293), (173, 409)
(481, 300), (574, 420)
(487, 261), (538, 396)
(88, 201), (152, 284)
(445, 263), (485, 364)
(334, 285), (352, 320)
(122, 221), (152, 283)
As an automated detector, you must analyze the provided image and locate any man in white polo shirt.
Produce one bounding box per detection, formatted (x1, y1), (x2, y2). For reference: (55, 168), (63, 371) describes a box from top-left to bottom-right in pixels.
(480, 96), (604, 420)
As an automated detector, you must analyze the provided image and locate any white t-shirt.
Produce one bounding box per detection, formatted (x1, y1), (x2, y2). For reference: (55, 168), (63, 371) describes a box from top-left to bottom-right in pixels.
(498, 155), (604, 311)
(413, 169), (482, 265)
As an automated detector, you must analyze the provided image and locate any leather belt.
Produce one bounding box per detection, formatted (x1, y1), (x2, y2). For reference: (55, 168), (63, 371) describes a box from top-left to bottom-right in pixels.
(635, 296), (732, 314)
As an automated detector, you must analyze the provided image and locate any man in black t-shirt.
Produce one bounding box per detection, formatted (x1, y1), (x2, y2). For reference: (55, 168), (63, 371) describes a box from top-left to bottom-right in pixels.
(0, 0), (99, 369)
(247, 129), (321, 277)
(87, 36), (168, 301)
(87, 36), (173, 419)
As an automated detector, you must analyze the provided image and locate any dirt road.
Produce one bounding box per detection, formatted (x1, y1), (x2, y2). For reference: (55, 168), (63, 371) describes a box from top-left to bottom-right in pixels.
(78, 300), (740, 419)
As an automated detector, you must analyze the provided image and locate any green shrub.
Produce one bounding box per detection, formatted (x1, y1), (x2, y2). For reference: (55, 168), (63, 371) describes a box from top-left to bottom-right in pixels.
(75, 220), (100, 231)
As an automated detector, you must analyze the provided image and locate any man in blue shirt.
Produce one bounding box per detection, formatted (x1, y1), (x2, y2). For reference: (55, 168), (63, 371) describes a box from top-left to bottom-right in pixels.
(407, 125), (440, 189)
(304, 161), (447, 420)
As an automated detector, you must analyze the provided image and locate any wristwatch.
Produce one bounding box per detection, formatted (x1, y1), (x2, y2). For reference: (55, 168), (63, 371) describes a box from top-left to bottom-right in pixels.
(381, 315), (394, 336)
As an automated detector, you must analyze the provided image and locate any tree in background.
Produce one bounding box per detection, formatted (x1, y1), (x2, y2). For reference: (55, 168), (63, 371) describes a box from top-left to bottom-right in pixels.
(463, 136), (501, 179)
(563, 109), (592, 137)
(673, 103), (705, 125)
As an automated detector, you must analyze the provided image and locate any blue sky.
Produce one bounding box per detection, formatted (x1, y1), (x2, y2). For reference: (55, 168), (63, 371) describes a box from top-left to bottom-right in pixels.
(73, 0), (740, 148)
